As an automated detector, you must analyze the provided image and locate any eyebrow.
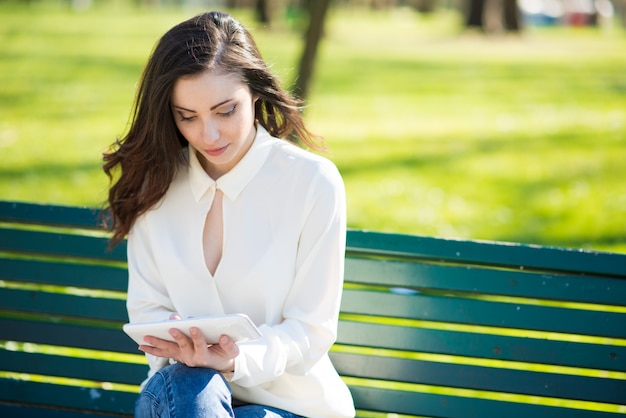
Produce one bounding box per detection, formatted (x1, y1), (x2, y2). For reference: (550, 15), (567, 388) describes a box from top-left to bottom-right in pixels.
(173, 99), (234, 113)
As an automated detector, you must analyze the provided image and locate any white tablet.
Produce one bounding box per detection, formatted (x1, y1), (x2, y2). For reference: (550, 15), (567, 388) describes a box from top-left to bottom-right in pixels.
(123, 313), (262, 346)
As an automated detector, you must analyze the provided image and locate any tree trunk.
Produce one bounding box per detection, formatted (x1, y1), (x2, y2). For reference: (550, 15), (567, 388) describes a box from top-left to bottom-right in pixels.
(292, 0), (332, 101)
(415, 0), (436, 13)
(256, 0), (271, 24)
(465, 0), (522, 32)
(502, 0), (522, 31)
(465, 0), (486, 29)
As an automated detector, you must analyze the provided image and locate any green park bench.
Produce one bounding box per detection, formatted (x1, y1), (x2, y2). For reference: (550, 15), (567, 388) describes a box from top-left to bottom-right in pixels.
(0, 200), (625, 417)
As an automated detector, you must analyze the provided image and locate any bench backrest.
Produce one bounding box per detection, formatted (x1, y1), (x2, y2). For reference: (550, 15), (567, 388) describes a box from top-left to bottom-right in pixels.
(1, 201), (625, 417)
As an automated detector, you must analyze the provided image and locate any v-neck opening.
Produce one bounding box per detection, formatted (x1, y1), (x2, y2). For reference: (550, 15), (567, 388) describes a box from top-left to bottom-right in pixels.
(202, 188), (224, 277)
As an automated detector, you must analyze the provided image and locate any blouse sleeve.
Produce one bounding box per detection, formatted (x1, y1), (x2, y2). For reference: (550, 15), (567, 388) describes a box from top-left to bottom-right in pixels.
(126, 213), (177, 378)
(231, 161), (347, 387)
(126, 214), (176, 322)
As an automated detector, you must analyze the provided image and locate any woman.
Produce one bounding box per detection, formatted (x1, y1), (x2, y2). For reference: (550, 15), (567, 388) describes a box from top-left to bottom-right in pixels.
(103, 10), (355, 418)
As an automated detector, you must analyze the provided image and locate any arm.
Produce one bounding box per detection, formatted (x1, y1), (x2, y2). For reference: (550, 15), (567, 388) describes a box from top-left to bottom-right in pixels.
(232, 162), (347, 386)
(126, 215), (175, 323)
(126, 215), (177, 376)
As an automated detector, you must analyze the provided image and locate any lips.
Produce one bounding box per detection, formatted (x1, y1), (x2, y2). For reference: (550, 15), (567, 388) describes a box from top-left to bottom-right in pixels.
(205, 145), (228, 157)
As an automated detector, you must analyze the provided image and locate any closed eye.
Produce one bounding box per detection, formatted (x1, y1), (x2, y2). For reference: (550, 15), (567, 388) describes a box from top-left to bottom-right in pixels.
(178, 113), (196, 122)
(218, 104), (237, 117)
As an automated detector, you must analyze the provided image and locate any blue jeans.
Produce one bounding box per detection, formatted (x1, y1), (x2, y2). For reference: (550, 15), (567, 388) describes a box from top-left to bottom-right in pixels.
(135, 363), (301, 418)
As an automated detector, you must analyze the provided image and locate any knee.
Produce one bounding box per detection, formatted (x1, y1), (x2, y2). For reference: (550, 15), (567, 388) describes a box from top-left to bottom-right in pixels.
(164, 362), (231, 394)
(135, 372), (167, 418)
(136, 363), (233, 418)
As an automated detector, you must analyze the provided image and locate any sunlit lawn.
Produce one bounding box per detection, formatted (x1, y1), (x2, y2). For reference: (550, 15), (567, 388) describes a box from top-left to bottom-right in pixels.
(1, 2), (625, 252)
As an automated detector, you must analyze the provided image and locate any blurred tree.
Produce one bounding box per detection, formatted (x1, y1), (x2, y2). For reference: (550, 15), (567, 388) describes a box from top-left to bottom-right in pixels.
(465, 0), (486, 27)
(292, 0), (332, 101)
(226, 0), (330, 101)
(465, 0), (522, 33)
(256, 0), (271, 23)
(414, 0), (437, 13)
(617, 0), (626, 27)
(502, 0), (522, 31)
(254, 0), (290, 25)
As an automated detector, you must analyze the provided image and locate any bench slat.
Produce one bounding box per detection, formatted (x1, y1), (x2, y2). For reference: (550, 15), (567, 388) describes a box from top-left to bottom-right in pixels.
(3, 201), (625, 278)
(345, 257), (626, 306)
(331, 352), (626, 405)
(0, 288), (127, 322)
(0, 403), (130, 418)
(0, 318), (136, 354)
(0, 201), (102, 229)
(3, 293), (623, 369)
(346, 229), (626, 278)
(0, 228), (126, 262)
(0, 350), (146, 386)
(336, 321), (626, 372)
(347, 385), (619, 418)
(0, 379), (136, 415)
(5, 315), (621, 380)
(340, 289), (626, 339)
(0, 257), (127, 291)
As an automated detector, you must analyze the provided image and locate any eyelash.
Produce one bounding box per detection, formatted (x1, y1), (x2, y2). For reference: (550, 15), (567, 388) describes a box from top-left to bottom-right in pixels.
(178, 104), (237, 122)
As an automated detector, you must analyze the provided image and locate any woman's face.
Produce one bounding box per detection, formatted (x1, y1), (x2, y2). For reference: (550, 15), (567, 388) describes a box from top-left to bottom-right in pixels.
(171, 70), (257, 179)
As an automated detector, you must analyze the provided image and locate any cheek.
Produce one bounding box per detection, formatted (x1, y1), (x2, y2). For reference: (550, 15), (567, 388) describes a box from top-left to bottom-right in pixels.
(223, 114), (249, 137)
(236, 103), (256, 128)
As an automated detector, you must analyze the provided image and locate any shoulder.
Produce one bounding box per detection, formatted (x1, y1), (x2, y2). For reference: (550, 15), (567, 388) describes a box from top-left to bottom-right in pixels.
(268, 137), (343, 188)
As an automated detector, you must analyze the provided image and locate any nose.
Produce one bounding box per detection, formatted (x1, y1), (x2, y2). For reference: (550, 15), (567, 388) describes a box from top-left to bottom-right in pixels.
(203, 119), (219, 143)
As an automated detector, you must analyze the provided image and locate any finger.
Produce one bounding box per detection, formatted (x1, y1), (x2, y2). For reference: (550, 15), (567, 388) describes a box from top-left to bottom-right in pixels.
(142, 335), (178, 350)
(143, 335), (171, 347)
(190, 327), (209, 351)
(139, 342), (176, 358)
(169, 313), (182, 320)
(218, 334), (240, 358)
(138, 344), (159, 355)
(169, 328), (191, 349)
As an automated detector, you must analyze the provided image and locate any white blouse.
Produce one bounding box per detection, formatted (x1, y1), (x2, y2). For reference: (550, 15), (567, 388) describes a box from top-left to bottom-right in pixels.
(126, 126), (355, 417)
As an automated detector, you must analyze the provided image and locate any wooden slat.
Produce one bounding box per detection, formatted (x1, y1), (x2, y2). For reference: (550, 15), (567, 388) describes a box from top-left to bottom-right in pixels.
(345, 257), (626, 306)
(0, 379), (136, 415)
(0, 228), (126, 262)
(331, 352), (626, 405)
(347, 385), (619, 418)
(0, 201), (103, 230)
(335, 321), (626, 372)
(346, 229), (626, 278)
(0, 288), (127, 322)
(4, 201), (626, 278)
(0, 257), (127, 291)
(340, 290), (626, 339)
(0, 403), (130, 418)
(0, 350), (146, 386)
(0, 318), (136, 354)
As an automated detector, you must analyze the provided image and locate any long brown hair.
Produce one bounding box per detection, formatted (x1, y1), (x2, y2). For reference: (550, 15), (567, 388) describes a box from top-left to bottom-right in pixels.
(103, 11), (321, 247)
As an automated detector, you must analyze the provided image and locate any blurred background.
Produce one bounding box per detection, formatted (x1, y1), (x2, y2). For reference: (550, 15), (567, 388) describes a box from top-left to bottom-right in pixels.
(1, 0), (625, 252)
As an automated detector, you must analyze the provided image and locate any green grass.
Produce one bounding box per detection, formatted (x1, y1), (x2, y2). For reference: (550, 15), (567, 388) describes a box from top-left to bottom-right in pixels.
(1, 2), (625, 253)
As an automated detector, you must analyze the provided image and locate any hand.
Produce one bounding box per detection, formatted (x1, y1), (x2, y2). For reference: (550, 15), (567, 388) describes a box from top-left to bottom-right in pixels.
(139, 320), (239, 373)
